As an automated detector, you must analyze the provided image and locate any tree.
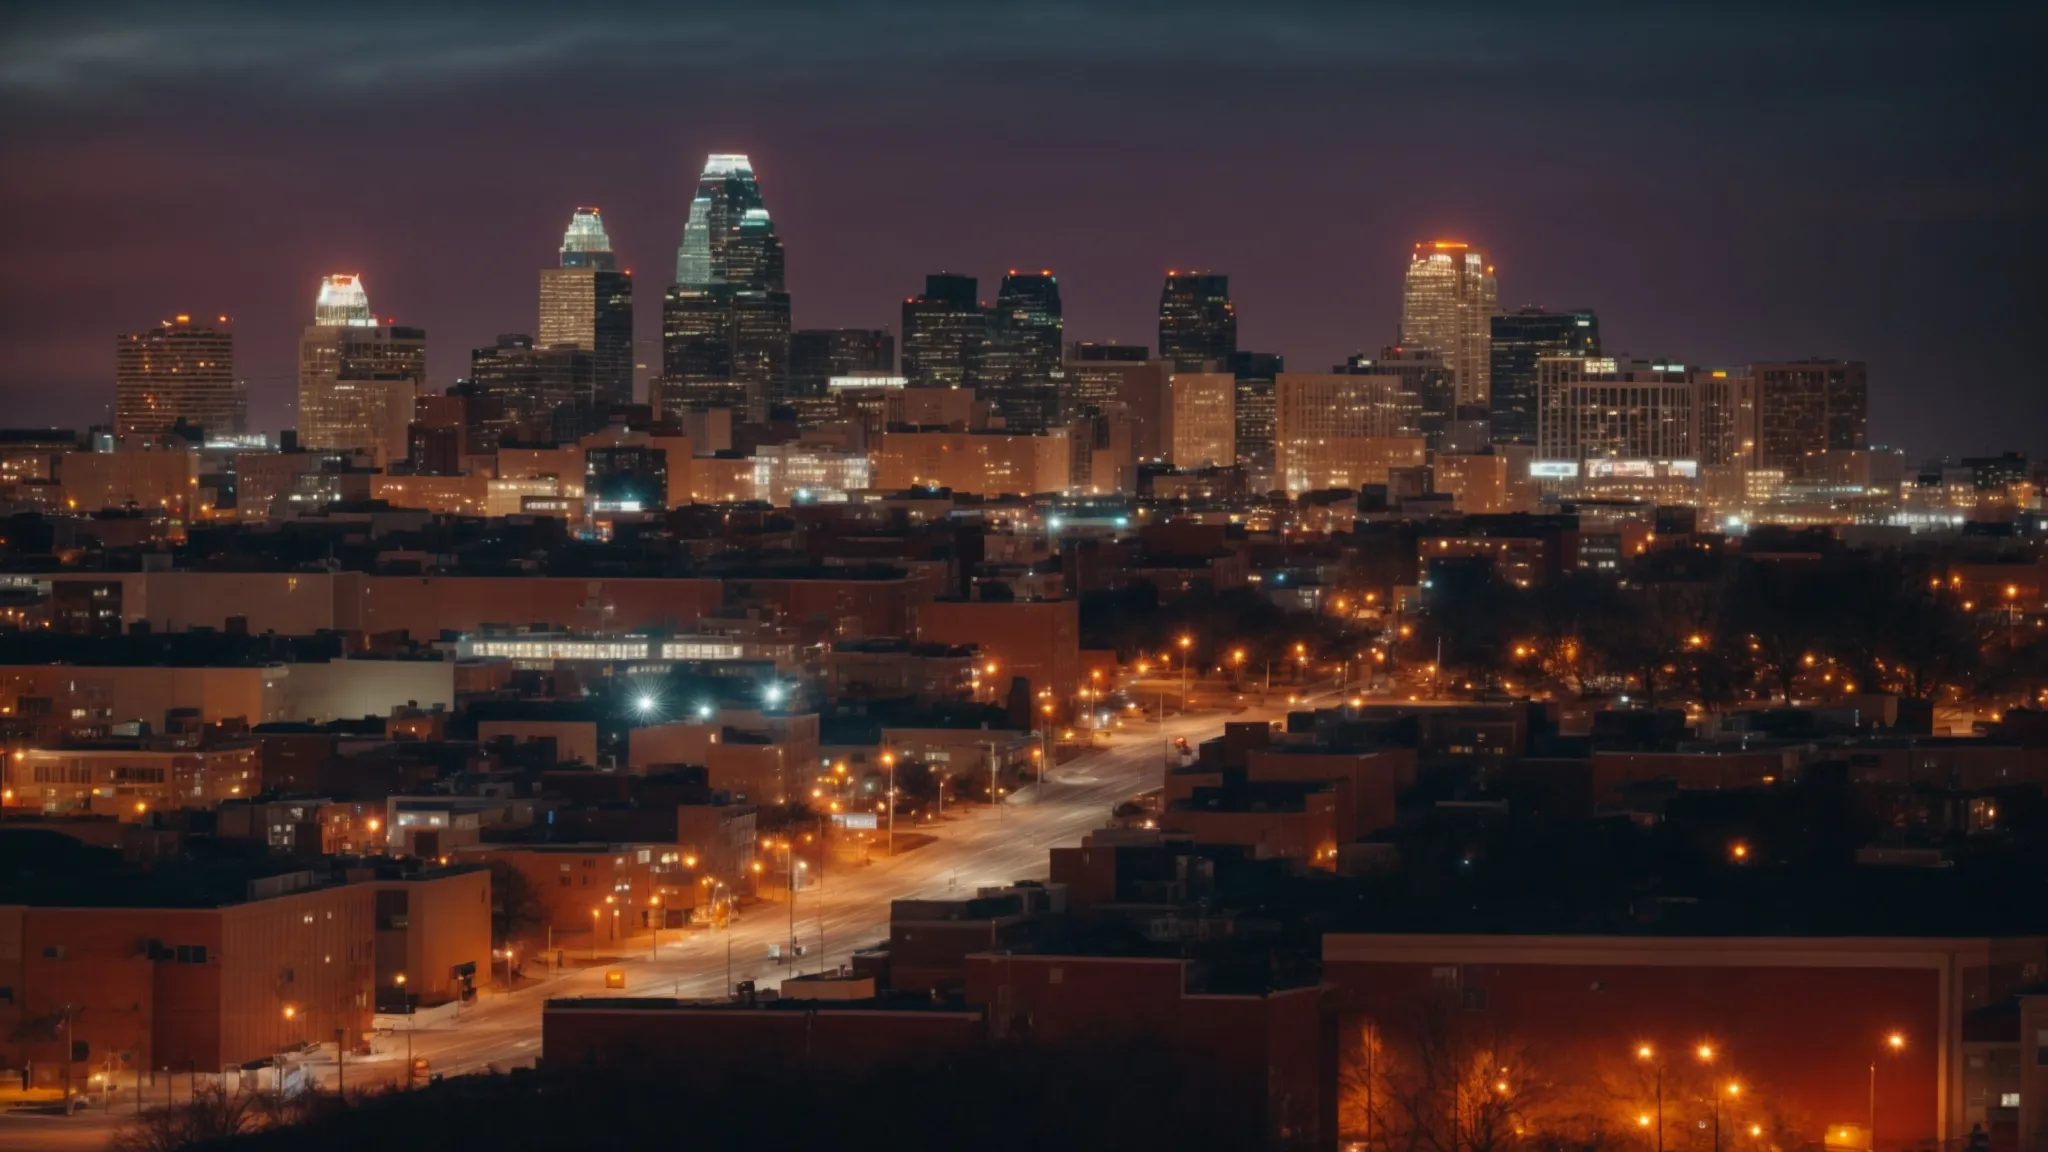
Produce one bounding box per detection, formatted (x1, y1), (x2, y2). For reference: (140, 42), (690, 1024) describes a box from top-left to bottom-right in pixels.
(486, 859), (546, 950)
(1728, 563), (1832, 704)
(1345, 993), (1566, 1152)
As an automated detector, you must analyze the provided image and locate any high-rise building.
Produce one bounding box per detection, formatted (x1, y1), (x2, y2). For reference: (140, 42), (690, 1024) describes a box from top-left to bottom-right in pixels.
(1691, 367), (1758, 468)
(1535, 357), (1694, 464)
(984, 271), (1064, 434)
(115, 315), (244, 438)
(1062, 355), (1171, 462)
(901, 274), (987, 391)
(789, 329), (894, 423)
(470, 334), (600, 443)
(673, 154), (774, 288)
(1400, 242), (1498, 409)
(1273, 372), (1426, 494)
(661, 155), (789, 420)
(1225, 350), (1283, 477)
(296, 275), (426, 466)
(1168, 373), (1236, 470)
(1754, 360), (1868, 476)
(1489, 308), (1598, 446)
(539, 208), (635, 410)
(1158, 272), (1236, 371)
(1343, 348), (1444, 448)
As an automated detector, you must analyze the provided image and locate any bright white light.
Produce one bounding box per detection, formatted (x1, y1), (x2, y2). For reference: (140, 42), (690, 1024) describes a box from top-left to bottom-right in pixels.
(1048, 516), (1063, 531)
(764, 683), (785, 705)
(697, 703), (714, 720)
(634, 695), (657, 714)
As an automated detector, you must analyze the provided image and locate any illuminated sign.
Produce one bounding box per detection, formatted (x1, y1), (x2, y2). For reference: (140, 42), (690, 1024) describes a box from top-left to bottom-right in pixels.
(1529, 461), (1580, 478)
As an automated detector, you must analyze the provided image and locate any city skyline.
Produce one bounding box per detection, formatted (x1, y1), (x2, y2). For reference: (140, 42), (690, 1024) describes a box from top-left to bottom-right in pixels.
(1, 2), (2039, 458)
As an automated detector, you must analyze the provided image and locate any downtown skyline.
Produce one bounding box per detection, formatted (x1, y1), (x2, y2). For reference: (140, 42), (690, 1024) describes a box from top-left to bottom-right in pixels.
(1, 1), (2041, 457)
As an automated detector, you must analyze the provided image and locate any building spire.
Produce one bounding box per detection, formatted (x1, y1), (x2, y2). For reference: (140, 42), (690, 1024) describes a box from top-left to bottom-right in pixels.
(560, 207), (615, 270)
(312, 274), (375, 327)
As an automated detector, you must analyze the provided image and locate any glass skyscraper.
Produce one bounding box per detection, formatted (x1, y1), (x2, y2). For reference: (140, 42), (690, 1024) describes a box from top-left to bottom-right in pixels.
(539, 207), (634, 410)
(901, 273), (986, 391)
(987, 270), (1064, 433)
(1158, 272), (1236, 372)
(1400, 242), (1498, 410)
(660, 155), (790, 419)
(1488, 307), (1599, 446)
(790, 328), (894, 424)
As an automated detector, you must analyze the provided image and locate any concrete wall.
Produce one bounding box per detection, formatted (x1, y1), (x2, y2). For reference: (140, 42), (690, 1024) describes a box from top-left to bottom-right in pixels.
(282, 659), (454, 724)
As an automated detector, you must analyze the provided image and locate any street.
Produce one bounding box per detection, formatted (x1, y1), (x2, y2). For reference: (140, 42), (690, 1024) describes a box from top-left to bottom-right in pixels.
(0, 696), (1309, 1149)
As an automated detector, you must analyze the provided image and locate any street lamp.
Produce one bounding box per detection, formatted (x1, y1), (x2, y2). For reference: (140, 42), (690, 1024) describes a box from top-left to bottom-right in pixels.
(1872, 1032), (1905, 1151)
(1636, 1044), (1663, 1152)
(881, 751), (896, 855)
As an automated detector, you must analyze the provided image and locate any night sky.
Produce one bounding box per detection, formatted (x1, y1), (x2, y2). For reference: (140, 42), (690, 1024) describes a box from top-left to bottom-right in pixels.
(1, 1), (2041, 458)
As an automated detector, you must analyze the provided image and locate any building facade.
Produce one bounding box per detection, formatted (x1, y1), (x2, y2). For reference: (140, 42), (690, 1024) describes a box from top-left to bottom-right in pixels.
(900, 273), (987, 392)
(1755, 360), (1869, 476)
(295, 275), (426, 467)
(538, 208), (634, 410)
(115, 317), (244, 438)
(1168, 372), (1237, 470)
(1400, 242), (1498, 409)
(1535, 357), (1694, 464)
(1274, 372), (1425, 493)
(1157, 272), (1236, 372)
(1488, 307), (1597, 446)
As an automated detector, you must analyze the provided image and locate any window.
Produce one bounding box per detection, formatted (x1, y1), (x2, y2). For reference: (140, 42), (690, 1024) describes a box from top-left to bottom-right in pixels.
(1430, 966), (1458, 989)
(2000, 1092), (2020, 1108)
(174, 945), (207, 965)
(42, 946), (65, 960)
(558, 875), (570, 887)
(0, 986), (11, 1003)
(1462, 987), (1488, 1011)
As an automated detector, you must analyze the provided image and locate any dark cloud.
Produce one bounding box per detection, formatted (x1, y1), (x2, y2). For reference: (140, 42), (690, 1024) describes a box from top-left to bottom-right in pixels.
(0, 1), (2041, 454)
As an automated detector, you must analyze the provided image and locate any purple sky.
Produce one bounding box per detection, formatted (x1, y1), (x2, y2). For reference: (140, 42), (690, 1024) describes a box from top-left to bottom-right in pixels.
(1, 1), (2041, 458)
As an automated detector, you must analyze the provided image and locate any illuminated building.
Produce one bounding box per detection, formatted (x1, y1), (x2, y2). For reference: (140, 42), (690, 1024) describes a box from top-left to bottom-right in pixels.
(295, 275), (426, 467)
(115, 315), (244, 438)
(538, 207), (634, 410)
(790, 329), (894, 422)
(1062, 355), (1171, 461)
(660, 155), (789, 419)
(1754, 360), (1868, 477)
(984, 270), (1064, 433)
(1273, 372), (1426, 493)
(1157, 272), (1236, 371)
(1689, 366), (1758, 468)
(1488, 307), (1597, 446)
(1226, 351), (1283, 476)
(1535, 357), (1693, 465)
(872, 429), (1072, 497)
(901, 273), (987, 391)
(1068, 341), (1148, 363)
(1168, 372), (1236, 469)
(1345, 347), (1449, 449)
(1400, 241), (1498, 408)
(469, 334), (599, 442)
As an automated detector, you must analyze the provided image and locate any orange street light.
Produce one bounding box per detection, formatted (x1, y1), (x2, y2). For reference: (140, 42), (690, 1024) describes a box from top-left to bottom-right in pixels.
(1696, 1044), (1716, 1062)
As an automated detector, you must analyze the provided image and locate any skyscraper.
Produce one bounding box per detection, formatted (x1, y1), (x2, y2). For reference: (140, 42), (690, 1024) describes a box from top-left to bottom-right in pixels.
(470, 334), (600, 444)
(1168, 372), (1236, 470)
(1274, 372), (1426, 493)
(1400, 242), (1498, 409)
(1488, 308), (1598, 445)
(986, 270), (1064, 433)
(296, 275), (426, 466)
(790, 328), (894, 423)
(1225, 350), (1283, 477)
(1535, 358), (1694, 464)
(1158, 272), (1236, 371)
(1346, 347), (1448, 449)
(901, 273), (987, 391)
(660, 154), (790, 419)
(539, 207), (635, 410)
(1691, 367), (1758, 468)
(1754, 360), (1868, 476)
(115, 315), (244, 438)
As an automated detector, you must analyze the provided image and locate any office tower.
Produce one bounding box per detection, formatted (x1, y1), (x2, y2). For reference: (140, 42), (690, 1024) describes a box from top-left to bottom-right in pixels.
(1400, 241), (1498, 408)
(1753, 360), (1868, 476)
(1273, 372), (1426, 493)
(1535, 357), (1694, 464)
(1344, 347), (1445, 448)
(296, 275), (426, 466)
(115, 315), (244, 438)
(789, 329), (894, 422)
(1062, 354), (1171, 461)
(673, 154), (773, 287)
(979, 271), (1065, 433)
(660, 154), (789, 420)
(1225, 350), (1283, 476)
(901, 273), (987, 391)
(1691, 367), (1758, 468)
(1168, 372), (1236, 469)
(1157, 272), (1236, 371)
(470, 334), (600, 443)
(585, 444), (669, 511)
(539, 207), (635, 410)
(1489, 307), (1598, 445)
(1068, 341), (1149, 363)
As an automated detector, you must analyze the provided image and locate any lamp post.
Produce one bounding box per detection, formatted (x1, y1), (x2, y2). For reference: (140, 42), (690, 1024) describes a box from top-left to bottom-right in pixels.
(1713, 1082), (1740, 1152)
(395, 973), (412, 1089)
(589, 908), (600, 959)
(1872, 1032), (1905, 1152)
(649, 896), (661, 959)
(1178, 635), (1193, 712)
(881, 751), (895, 856)
(1635, 1044), (1663, 1152)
